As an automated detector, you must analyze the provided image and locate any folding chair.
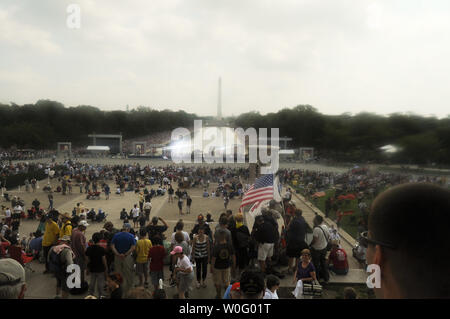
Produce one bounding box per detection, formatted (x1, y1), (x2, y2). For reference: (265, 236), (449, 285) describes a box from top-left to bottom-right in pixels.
(7, 245), (35, 273)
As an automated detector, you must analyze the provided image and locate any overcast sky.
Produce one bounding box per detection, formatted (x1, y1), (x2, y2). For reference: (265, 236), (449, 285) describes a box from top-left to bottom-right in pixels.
(1, 0), (449, 118)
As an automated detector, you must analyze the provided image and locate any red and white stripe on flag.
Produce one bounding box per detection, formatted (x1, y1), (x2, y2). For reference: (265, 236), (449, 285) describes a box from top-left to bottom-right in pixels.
(240, 174), (274, 212)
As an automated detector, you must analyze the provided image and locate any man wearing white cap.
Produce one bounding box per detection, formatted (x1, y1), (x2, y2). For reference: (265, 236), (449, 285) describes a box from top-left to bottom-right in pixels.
(71, 220), (89, 289)
(0, 258), (26, 299)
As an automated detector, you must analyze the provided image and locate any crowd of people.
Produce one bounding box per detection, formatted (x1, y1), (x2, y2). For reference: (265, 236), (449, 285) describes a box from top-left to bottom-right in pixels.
(1, 157), (449, 300)
(0, 174), (343, 300)
(0, 150), (57, 161)
(121, 131), (172, 154)
(281, 167), (448, 201)
(280, 167), (449, 236)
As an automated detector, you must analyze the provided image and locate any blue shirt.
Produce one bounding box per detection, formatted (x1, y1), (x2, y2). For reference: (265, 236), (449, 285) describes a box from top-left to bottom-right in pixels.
(111, 232), (136, 254)
(296, 262), (316, 281)
(30, 236), (43, 252)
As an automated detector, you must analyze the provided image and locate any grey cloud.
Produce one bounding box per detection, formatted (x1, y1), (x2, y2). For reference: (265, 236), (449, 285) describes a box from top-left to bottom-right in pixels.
(0, 0), (449, 117)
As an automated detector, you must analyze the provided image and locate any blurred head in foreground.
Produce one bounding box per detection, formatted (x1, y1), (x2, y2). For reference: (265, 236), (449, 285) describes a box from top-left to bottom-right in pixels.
(366, 183), (450, 299)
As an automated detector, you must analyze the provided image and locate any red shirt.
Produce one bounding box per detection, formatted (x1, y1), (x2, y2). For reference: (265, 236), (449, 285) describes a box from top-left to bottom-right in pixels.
(286, 205), (295, 216)
(99, 239), (108, 250)
(149, 245), (166, 272)
(71, 228), (86, 261)
(329, 248), (349, 270)
(0, 241), (11, 257)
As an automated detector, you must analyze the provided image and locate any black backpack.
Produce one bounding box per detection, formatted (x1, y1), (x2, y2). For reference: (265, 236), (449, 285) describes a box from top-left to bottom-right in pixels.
(235, 229), (251, 249)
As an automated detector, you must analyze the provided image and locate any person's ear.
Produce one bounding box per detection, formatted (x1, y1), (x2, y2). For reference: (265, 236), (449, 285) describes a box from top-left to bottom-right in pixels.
(372, 244), (383, 266)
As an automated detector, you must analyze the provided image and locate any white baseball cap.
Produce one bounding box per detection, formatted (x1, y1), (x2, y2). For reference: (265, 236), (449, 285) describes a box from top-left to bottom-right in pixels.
(79, 220), (89, 227)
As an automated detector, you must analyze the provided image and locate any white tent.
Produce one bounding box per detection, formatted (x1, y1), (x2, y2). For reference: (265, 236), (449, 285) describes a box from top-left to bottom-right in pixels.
(87, 146), (110, 151)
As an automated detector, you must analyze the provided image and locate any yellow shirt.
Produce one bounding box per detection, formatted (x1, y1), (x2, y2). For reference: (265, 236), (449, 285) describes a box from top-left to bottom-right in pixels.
(135, 239), (152, 263)
(60, 221), (72, 238)
(76, 205), (84, 216)
(42, 220), (60, 247)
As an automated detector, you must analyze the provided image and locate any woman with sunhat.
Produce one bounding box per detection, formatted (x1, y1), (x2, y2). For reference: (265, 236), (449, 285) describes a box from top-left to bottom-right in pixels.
(171, 245), (194, 299)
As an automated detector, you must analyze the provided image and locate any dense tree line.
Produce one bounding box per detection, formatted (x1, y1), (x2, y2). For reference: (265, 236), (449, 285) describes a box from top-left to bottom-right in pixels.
(0, 100), (197, 150)
(1, 101), (449, 165)
(232, 105), (450, 165)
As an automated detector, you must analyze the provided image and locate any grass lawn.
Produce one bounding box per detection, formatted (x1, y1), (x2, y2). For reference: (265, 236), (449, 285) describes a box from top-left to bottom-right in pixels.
(290, 183), (388, 239)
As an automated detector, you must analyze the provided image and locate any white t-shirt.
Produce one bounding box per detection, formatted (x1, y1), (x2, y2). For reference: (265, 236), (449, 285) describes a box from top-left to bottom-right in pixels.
(13, 206), (23, 214)
(176, 255), (193, 272)
(312, 224), (330, 251)
(171, 231), (190, 245)
(132, 207), (140, 218)
(5, 209), (11, 218)
(263, 288), (279, 299)
(329, 229), (340, 242)
(143, 202), (152, 210)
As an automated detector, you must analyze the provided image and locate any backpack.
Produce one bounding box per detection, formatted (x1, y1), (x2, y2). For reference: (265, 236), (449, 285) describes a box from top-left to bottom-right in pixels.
(62, 222), (72, 232)
(235, 229), (251, 249)
(48, 249), (64, 273)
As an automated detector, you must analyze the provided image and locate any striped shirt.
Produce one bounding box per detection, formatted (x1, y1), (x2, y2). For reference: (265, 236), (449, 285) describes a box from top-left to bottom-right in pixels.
(193, 236), (208, 259)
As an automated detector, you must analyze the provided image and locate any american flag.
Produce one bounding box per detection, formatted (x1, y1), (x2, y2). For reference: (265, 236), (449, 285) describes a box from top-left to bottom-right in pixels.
(240, 174), (274, 212)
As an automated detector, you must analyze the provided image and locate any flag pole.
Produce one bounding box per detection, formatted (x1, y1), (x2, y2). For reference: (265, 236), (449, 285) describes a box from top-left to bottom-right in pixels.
(274, 172), (287, 229)
(280, 190), (287, 229)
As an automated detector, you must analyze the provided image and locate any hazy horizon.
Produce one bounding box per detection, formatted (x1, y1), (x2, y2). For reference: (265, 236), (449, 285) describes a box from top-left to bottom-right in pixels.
(1, 0), (450, 118)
